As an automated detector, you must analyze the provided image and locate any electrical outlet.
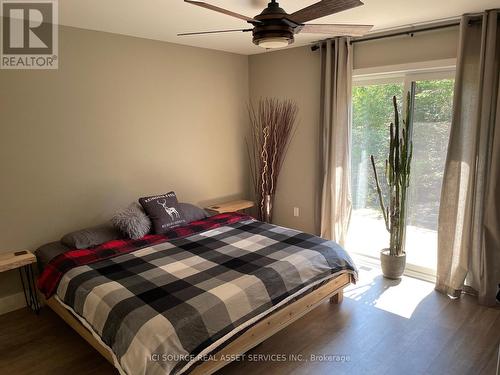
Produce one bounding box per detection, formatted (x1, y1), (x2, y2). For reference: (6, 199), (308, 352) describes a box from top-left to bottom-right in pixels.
(293, 207), (300, 217)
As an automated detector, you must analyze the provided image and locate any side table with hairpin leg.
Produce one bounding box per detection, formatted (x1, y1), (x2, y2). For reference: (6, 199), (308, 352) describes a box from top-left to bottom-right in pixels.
(0, 250), (40, 314)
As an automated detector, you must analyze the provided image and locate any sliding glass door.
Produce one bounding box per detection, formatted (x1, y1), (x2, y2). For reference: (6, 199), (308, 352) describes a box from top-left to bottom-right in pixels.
(348, 81), (403, 262)
(346, 70), (455, 277)
(405, 77), (454, 272)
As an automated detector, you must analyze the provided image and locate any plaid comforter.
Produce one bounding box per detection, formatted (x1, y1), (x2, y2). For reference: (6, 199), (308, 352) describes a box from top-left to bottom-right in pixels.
(38, 213), (247, 298)
(40, 213), (357, 375)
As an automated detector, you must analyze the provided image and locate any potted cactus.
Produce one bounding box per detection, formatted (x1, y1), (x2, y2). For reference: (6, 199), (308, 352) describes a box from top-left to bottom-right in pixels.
(370, 90), (414, 279)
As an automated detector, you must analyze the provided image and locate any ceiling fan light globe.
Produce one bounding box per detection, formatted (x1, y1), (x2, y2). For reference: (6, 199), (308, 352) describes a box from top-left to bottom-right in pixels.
(257, 37), (290, 49)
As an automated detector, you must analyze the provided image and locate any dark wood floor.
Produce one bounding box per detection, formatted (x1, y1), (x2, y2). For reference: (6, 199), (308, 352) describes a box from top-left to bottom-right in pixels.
(1, 267), (498, 375)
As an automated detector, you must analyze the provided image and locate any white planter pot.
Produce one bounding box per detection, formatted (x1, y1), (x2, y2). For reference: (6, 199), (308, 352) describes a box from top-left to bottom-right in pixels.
(380, 248), (406, 279)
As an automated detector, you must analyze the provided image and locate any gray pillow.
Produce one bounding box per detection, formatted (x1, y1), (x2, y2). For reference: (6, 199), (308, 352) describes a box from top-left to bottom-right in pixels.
(35, 241), (71, 270)
(111, 203), (151, 239)
(61, 223), (123, 249)
(179, 203), (208, 223)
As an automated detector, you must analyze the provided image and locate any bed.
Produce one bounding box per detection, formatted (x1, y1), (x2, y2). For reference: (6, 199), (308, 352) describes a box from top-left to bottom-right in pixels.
(37, 212), (357, 375)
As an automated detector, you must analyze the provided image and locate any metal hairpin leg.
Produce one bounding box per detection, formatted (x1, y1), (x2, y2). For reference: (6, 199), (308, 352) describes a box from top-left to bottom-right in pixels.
(19, 263), (40, 314)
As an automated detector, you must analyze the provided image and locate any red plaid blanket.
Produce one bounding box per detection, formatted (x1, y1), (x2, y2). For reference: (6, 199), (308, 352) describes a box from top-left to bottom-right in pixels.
(37, 212), (251, 298)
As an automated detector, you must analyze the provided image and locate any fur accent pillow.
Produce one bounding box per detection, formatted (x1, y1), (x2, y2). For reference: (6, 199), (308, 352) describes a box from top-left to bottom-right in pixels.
(111, 203), (151, 239)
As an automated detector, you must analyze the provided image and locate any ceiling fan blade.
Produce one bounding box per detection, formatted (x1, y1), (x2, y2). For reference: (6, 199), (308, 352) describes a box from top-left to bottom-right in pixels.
(184, 0), (257, 22)
(299, 23), (373, 36)
(178, 29), (253, 36)
(289, 0), (364, 24)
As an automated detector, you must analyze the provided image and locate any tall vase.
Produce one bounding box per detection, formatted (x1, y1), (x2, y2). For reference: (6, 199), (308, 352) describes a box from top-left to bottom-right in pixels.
(263, 194), (273, 223)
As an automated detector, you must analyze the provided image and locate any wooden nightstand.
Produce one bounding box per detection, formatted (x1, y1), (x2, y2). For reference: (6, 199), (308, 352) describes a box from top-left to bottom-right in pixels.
(206, 199), (255, 215)
(0, 250), (40, 313)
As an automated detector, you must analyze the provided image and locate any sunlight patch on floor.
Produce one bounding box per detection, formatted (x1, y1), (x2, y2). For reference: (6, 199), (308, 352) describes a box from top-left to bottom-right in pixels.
(345, 266), (434, 319)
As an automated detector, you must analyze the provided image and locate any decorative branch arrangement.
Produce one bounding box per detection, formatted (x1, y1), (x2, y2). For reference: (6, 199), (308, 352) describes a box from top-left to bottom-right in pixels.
(370, 92), (413, 256)
(247, 98), (298, 222)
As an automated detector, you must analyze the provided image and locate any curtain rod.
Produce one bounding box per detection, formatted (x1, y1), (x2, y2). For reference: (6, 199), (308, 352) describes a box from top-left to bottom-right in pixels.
(310, 21), (460, 51)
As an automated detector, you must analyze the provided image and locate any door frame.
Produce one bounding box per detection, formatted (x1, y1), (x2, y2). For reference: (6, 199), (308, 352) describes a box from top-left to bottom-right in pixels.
(350, 59), (456, 281)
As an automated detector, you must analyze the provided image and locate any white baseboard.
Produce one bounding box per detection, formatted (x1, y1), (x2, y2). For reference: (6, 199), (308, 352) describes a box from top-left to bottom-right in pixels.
(0, 291), (26, 315)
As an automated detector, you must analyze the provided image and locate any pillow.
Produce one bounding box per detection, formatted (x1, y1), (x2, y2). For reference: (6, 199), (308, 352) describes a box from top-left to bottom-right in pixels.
(179, 202), (208, 223)
(35, 241), (71, 271)
(139, 192), (186, 234)
(111, 203), (151, 239)
(61, 223), (123, 249)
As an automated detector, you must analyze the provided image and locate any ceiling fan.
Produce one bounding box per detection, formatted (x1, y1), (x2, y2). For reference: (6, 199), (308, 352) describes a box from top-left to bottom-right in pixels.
(179, 0), (373, 49)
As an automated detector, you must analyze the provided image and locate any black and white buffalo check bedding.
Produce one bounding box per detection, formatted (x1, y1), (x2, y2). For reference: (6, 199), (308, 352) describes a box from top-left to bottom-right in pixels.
(53, 214), (357, 375)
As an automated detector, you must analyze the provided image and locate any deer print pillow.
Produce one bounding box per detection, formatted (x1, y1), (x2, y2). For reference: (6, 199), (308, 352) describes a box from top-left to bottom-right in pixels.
(139, 191), (186, 234)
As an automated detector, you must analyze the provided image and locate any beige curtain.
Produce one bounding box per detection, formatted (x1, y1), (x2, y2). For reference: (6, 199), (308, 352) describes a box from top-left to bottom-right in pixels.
(436, 10), (500, 306)
(318, 38), (352, 245)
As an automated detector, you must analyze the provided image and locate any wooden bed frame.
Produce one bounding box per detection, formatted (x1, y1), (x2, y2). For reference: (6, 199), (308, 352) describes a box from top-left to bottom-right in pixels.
(46, 273), (352, 375)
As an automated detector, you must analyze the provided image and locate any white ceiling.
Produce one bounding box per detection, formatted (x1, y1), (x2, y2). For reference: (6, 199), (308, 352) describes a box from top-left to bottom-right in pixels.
(59, 0), (499, 55)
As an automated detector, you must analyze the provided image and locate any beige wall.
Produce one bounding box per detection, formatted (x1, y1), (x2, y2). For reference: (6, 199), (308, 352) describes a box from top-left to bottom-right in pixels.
(249, 27), (459, 234)
(249, 47), (322, 234)
(0, 26), (249, 309)
(354, 27), (459, 69)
